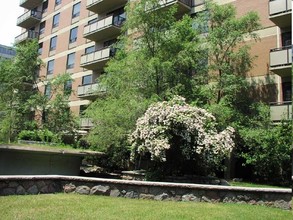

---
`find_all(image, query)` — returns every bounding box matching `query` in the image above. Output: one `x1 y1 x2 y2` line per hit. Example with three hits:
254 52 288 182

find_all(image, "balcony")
80 47 116 70
146 0 192 16
15 30 39 44
20 0 43 10
86 0 128 14
17 10 41 29
80 118 94 130
77 83 106 99
269 46 292 77
83 14 125 42
269 0 292 28
270 101 292 121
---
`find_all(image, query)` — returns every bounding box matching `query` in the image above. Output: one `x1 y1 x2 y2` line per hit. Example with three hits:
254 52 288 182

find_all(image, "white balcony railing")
80 118 94 128
269 0 292 16
15 30 39 44
17 10 41 26
270 101 292 121
77 83 106 97
270 46 292 67
80 47 116 67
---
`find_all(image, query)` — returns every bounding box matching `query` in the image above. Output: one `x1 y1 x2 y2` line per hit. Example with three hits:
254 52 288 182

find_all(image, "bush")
18 129 58 143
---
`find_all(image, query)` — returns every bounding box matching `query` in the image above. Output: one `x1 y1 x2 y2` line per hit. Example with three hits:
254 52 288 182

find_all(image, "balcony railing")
270 101 292 121
20 0 43 10
80 47 117 70
269 46 292 76
86 0 128 14
80 118 94 129
269 0 292 27
83 14 125 41
77 83 106 98
146 0 191 15
17 10 41 28
15 30 39 44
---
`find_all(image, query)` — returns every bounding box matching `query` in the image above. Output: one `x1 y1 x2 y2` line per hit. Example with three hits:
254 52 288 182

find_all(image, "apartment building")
15 0 291 130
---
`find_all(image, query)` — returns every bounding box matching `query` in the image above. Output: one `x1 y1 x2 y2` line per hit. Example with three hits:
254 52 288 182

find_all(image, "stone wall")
0 175 291 210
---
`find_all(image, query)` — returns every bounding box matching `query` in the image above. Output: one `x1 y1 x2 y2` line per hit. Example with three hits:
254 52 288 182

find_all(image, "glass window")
52 13 60 28
42 0 48 13
47 60 54 75
38 43 43 55
66 53 75 69
69 27 78 43
79 105 88 116
64 80 72 95
40 21 46 35
55 0 62 6
49 36 57 51
44 84 51 98
85 46 95 54
72 2 81 18
82 75 92 85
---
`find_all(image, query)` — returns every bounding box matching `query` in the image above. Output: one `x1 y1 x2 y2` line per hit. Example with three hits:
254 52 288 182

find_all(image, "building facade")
15 0 292 129
0 44 16 59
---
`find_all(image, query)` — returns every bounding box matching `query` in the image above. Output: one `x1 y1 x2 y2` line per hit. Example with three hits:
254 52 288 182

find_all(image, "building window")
44 84 51 98
55 0 61 6
42 0 48 14
66 53 75 69
49 36 57 51
85 46 95 54
69 27 78 43
64 80 72 95
47 60 54 75
72 2 81 18
281 31 292 47
282 81 292 102
82 75 92 85
79 105 88 116
52 13 60 28
39 21 46 35
38 43 43 55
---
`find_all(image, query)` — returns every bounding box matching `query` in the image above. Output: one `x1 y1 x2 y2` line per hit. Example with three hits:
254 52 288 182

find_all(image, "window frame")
52 13 60 28
47 60 55 75
66 52 75 69
69 27 78 43
49 36 57 51
72 2 81 18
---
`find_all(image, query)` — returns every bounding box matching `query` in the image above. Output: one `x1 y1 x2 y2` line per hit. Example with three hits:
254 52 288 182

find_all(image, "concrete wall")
0 175 291 210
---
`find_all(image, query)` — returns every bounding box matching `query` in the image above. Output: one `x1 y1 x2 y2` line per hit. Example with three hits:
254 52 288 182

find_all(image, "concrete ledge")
0 175 291 210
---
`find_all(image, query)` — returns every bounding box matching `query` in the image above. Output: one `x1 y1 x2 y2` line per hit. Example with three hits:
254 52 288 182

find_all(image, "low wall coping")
0 175 291 194
0 145 102 157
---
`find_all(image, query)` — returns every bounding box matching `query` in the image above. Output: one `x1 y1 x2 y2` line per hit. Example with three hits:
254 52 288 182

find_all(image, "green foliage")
238 122 292 185
0 40 41 143
18 129 57 143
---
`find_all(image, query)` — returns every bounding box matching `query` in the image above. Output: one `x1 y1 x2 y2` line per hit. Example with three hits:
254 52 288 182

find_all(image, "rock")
182 194 198 202
110 189 120 197
139 193 155 200
8 181 19 188
27 185 39 195
75 186 90 195
16 185 26 195
125 191 138 199
154 193 169 201
22 181 35 190
220 179 230 186
202 196 211 202
63 183 76 193
274 200 291 210
90 185 110 195
2 188 16 195
36 181 46 189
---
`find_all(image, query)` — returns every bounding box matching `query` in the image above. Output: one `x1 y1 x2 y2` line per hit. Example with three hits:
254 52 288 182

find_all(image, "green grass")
0 194 291 220
229 181 289 189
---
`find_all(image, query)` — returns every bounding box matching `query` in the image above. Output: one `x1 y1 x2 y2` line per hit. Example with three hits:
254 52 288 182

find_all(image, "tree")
129 96 235 175
26 73 78 142
0 40 42 143
85 0 203 151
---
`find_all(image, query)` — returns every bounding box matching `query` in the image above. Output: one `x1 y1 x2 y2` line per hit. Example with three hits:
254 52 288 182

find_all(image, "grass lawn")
0 194 291 220
228 181 290 189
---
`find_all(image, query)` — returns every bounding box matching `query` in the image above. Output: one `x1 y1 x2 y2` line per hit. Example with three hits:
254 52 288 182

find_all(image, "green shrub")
18 129 58 143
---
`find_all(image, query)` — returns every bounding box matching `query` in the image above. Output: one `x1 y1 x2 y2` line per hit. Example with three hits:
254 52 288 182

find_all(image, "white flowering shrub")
129 96 235 162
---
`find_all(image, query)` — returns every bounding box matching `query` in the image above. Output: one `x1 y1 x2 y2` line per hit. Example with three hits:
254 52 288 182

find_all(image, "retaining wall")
0 175 291 210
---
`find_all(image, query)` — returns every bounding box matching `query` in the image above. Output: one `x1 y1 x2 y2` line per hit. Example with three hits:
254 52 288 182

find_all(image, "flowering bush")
129 96 235 163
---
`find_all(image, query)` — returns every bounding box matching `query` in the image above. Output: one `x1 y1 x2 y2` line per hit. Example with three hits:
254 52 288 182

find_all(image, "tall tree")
85 0 203 151
0 40 42 142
